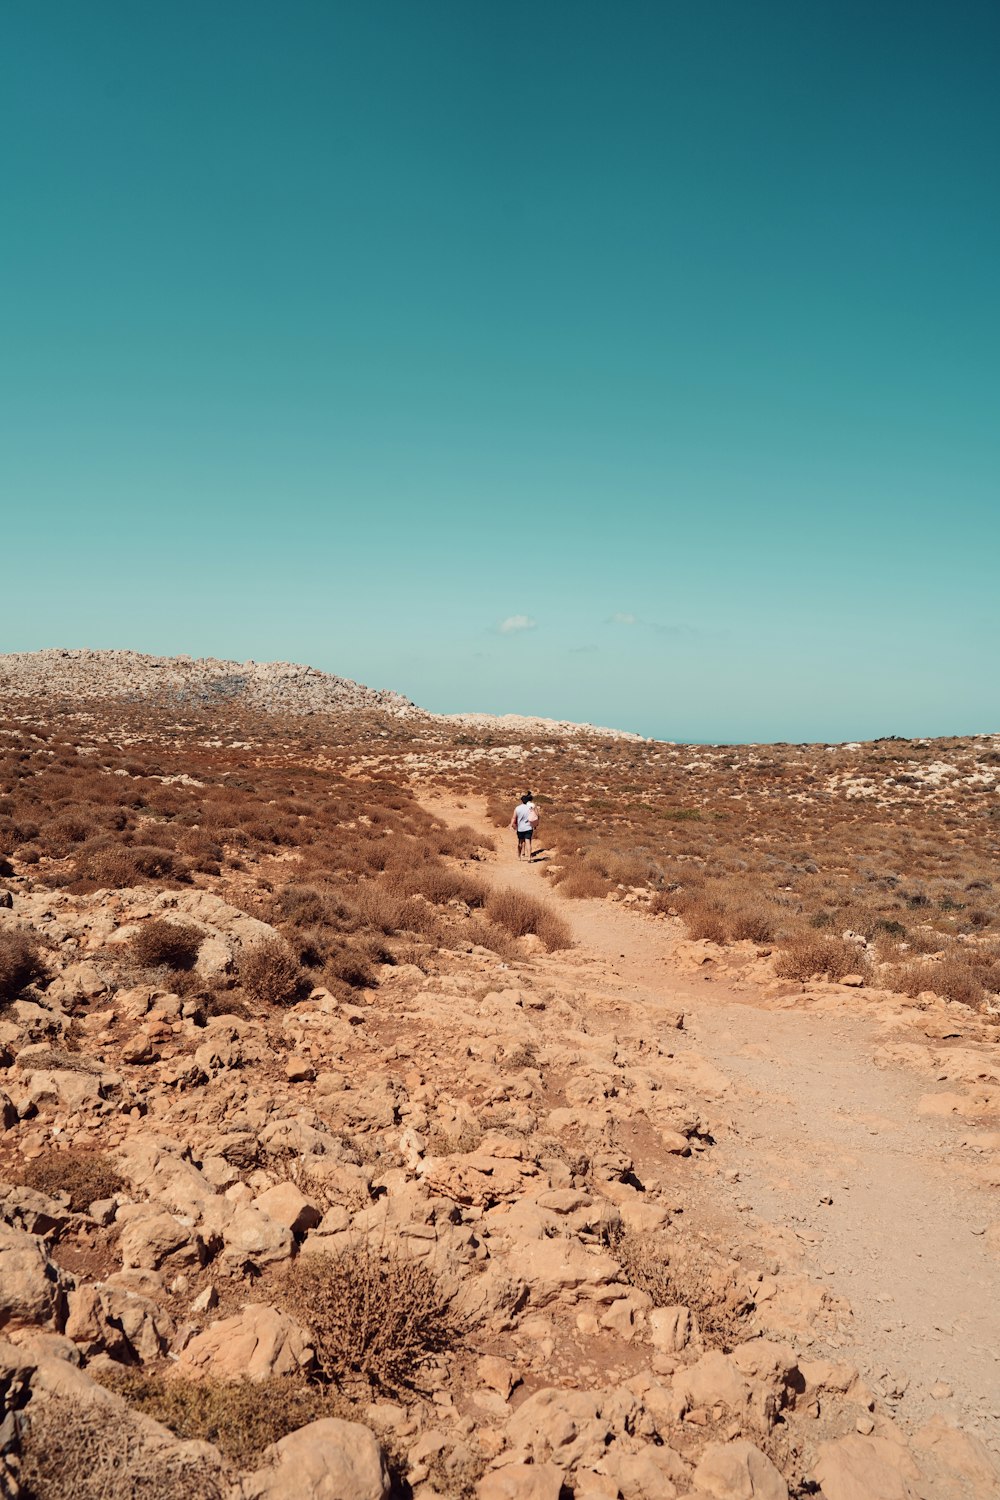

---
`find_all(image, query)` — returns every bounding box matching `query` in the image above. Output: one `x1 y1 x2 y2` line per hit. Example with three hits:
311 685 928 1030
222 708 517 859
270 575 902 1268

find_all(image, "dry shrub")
17 1149 124 1211
774 933 865 981
484 887 571 950
279 1240 465 1395
384 860 486 909
463 917 520 962
890 955 987 1009
0 927 46 1002
684 903 728 944
75 840 185 889
608 1226 752 1350
726 900 778 943
98 1370 337 1467
238 937 305 1004
321 937 380 990
433 822 494 859
131 918 203 971
19 1391 224 1500
351 882 408 934
557 863 612 899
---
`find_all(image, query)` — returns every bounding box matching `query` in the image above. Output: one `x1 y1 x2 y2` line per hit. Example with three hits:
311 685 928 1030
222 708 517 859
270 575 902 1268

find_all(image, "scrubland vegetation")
442 731 1000 1009
2 680 999 1497
0 706 567 1017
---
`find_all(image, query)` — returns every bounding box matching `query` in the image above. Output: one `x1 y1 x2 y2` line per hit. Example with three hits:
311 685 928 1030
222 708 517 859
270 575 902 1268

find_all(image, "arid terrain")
0 650 998 1500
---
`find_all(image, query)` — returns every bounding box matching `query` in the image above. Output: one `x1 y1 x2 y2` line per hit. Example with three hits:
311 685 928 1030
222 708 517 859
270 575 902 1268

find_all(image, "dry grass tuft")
17 1149 124 1212
890 955 988 1009
279 1240 465 1395
18 1392 225 1500
98 1369 338 1468
608 1226 752 1350
774 933 866 981
0 927 46 1002
484 887 572 951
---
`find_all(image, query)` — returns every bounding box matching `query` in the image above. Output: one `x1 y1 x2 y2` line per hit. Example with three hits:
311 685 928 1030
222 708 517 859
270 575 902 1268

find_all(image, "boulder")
238 1416 391 1500
118 1210 206 1272
503 1237 621 1308
65 1283 167 1362
221 1205 294 1268
254 1182 322 1236
673 1351 749 1412
478 1463 565 1500
813 1434 920 1500
175 1304 312 1382
114 1137 219 1218
912 1415 1000 1488
0 1223 68 1332
693 1439 788 1499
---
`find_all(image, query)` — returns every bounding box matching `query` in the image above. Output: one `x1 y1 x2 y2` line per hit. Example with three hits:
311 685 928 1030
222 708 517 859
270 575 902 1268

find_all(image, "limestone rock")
478 1464 564 1500
812 1433 921 1500
176 1304 312 1382
118 1210 206 1272
254 1181 323 1235
238 1416 391 1499
673 1351 749 1412
221 1204 295 1268
693 1439 788 1499
649 1306 695 1354
0 1223 68 1332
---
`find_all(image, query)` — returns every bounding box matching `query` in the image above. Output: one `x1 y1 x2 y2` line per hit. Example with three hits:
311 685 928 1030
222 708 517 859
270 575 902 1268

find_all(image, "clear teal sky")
3 2 998 743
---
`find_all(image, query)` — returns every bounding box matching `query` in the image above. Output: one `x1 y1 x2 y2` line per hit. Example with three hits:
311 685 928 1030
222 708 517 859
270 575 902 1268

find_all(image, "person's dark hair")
521 792 531 802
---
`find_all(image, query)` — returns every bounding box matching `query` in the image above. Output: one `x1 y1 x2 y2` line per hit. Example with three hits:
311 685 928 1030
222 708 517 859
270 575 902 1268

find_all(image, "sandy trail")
429 792 1000 1452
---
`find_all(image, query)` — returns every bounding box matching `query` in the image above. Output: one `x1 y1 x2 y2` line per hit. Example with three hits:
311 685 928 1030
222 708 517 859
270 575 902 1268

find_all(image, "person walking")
510 792 538 860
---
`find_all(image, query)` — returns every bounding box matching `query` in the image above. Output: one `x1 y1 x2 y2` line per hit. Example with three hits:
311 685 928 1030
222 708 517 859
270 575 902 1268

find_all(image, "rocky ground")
0 655 998 1499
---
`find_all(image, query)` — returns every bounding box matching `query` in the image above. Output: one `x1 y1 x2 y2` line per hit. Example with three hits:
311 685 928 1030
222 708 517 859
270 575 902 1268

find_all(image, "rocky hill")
0 649 640 740
0 649 417 718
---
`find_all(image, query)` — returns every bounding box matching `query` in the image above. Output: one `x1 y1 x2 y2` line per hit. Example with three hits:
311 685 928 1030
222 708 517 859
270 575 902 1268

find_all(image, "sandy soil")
430 792 1000 1455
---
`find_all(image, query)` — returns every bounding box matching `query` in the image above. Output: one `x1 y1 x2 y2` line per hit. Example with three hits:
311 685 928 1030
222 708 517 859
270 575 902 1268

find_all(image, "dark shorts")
517 829 532 843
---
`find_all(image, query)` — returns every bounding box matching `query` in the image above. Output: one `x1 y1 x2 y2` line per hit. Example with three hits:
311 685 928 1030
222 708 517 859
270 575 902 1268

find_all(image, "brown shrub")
608 1226 752 1350
322 937 380 990
774 933 865 981
17 1149 124 1211
556 862 612 899
684 903 728 944
891 955 986 1009
465 917 521 962
131 918 203 971
0 927 46 1002
19 1391 225 1500
75 840 186 889
98 1370 337 1467
238 937 305 1004
384 861 487 909
484 887 571 950
726 901 777 943
279 1240 465 1395
433 822 494 860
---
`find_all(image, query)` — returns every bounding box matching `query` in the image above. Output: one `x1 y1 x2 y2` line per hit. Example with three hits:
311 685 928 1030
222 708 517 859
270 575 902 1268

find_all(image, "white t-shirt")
515 804 534 833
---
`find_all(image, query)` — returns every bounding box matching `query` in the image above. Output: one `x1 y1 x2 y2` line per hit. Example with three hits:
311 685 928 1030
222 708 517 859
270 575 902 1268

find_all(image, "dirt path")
429 792 1000 1453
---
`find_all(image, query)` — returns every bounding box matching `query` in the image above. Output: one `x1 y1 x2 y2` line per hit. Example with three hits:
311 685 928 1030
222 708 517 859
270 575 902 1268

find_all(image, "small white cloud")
608 612 636 625
499 614 537 634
